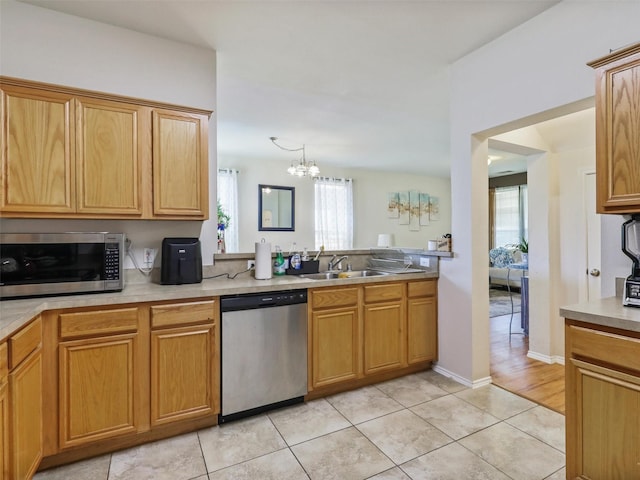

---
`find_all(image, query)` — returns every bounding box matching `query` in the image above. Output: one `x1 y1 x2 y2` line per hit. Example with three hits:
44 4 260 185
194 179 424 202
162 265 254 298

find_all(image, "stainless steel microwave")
0 232 124 299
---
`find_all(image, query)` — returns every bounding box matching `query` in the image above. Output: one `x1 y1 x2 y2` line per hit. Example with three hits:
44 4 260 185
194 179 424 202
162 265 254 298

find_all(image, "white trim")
432 364 491 389
527 350 565 365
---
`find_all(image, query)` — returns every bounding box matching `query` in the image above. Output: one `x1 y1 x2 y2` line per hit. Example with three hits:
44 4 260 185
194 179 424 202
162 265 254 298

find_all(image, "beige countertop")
560 296 640 333
0 270 436 342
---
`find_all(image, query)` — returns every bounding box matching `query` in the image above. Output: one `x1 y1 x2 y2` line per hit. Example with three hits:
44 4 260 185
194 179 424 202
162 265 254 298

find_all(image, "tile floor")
34 371 566 480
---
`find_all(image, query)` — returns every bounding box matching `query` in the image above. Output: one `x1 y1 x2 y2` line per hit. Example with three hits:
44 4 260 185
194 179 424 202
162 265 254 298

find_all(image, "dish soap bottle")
274 246 285 275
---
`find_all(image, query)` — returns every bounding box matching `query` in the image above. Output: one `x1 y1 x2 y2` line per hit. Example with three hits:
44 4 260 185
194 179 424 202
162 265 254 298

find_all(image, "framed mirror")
258 184 295 231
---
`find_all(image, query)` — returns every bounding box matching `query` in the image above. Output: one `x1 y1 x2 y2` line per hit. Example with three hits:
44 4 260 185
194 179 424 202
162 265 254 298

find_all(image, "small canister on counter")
438 234 452 252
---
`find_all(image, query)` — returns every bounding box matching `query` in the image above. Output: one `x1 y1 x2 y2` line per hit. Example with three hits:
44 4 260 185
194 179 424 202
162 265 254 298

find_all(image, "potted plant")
217 201 230 253
519 237 528 264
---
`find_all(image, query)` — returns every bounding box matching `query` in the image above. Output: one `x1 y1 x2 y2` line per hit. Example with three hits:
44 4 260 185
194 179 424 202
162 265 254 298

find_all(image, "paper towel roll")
254 240 272 280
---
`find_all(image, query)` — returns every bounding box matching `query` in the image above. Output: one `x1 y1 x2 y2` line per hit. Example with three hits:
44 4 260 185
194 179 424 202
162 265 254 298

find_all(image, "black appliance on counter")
622 214 640 307
161 238 202 285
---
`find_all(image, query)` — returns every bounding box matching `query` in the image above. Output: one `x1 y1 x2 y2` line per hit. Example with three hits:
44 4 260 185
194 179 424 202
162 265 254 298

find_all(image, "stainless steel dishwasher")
219 289 307 423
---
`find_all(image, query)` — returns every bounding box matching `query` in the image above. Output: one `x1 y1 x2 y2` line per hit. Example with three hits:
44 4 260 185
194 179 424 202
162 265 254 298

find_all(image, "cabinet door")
0 381 7 480
59 333 141 449
9 349 43 480
310 307 361 388
0 341 9 480
152 109 208 218
76 97 148 215
363 301 405 375
567 358 640 479
407 296 437 364
591 44 640 213
1 85 75 213
151 323 216 426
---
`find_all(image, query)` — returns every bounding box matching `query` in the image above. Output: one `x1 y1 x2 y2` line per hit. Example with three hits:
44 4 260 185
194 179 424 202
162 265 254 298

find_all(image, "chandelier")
270 137 320 177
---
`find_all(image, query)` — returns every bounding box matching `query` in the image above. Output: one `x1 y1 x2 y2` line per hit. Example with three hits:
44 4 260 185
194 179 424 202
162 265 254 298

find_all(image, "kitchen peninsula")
1 262 439 477
561 297 640 479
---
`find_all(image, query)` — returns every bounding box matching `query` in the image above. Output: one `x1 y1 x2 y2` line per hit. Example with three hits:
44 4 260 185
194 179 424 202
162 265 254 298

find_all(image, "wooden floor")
490 312 566 414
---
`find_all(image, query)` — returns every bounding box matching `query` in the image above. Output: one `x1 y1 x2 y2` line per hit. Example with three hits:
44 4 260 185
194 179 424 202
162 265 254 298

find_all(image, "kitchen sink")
300 270 389 280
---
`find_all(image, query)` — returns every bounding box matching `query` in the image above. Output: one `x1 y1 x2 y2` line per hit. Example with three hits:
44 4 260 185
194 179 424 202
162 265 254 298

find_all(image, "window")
491 185 527 248
217 169 239 253
314 177 353 250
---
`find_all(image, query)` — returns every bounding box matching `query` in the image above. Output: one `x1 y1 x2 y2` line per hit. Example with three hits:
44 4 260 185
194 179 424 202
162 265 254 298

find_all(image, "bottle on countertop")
274 245 285 275
302 247 309 261
290 251 302 270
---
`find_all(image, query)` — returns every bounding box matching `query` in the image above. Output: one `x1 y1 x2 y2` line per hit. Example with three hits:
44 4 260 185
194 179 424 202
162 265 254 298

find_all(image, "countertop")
560 296 640 333
0 270 436 342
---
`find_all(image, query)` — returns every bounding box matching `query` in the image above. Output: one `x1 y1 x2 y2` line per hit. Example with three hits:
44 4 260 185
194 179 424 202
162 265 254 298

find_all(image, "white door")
583 172 601 301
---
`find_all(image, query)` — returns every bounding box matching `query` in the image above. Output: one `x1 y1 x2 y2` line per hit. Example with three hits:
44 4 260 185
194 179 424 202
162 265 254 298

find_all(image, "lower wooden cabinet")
565 321 640 479
0 380 8 480
363 283 406 375
59 333 141 448
8 318 43 480
150 300 218 426
309 278 438 395
57 307 142 449
38 298 220 468
407 280 438 364
309 287 362 389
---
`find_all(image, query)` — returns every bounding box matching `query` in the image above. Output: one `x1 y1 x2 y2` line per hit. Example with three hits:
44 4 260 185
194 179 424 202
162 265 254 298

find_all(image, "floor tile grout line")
265 410 312 478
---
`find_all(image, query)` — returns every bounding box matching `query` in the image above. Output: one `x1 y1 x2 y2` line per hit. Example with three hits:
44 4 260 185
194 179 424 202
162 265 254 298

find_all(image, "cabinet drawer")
0 342 7 382
311 287 359 309
59 307 139 339
364 283 404 303
567 324 640 372
9 316 42 369
151 300 216 328
408 280 436 298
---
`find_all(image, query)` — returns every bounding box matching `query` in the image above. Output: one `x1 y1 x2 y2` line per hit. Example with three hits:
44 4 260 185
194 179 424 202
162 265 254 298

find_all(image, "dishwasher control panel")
220 289 307 312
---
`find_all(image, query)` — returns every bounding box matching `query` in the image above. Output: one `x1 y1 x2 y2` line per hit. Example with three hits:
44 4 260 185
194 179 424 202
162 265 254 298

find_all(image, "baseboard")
432 364 491 389
527 350 565 365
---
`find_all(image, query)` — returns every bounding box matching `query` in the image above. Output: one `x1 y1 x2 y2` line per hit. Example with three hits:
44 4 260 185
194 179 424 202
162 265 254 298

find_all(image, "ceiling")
22 0 565 177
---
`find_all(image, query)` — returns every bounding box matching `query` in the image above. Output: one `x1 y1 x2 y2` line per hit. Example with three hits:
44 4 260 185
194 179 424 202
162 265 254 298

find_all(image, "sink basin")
300 270 389 280
300 271 340 280
342 269 389 278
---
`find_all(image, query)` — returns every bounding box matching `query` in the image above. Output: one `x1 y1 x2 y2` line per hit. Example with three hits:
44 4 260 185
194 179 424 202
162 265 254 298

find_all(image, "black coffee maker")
622 214 640 307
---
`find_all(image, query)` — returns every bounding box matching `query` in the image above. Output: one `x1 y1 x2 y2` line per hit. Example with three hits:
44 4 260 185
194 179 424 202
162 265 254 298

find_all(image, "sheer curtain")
314 177 353 249
492 185 528 247
217 169 239 253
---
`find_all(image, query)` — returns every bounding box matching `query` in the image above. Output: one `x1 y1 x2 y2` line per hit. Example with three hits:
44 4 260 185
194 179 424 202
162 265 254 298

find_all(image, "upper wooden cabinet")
588 42 640 214
76 97 147 216
152 110 209 218
0 77 211 220
1 85 75 213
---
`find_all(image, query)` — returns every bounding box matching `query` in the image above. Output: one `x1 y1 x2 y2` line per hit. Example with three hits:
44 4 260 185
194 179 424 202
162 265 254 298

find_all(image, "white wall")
0 0 218 267
443 0 640 384
219 157 451 253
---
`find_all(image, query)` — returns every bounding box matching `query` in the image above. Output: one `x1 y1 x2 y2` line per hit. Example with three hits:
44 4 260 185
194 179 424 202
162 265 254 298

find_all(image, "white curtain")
494 185 527 247
217 169 239 253
314 177 353 250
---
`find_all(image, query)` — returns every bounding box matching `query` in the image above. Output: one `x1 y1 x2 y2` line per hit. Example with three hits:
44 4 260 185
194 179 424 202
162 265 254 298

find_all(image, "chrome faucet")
328 255 349 271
